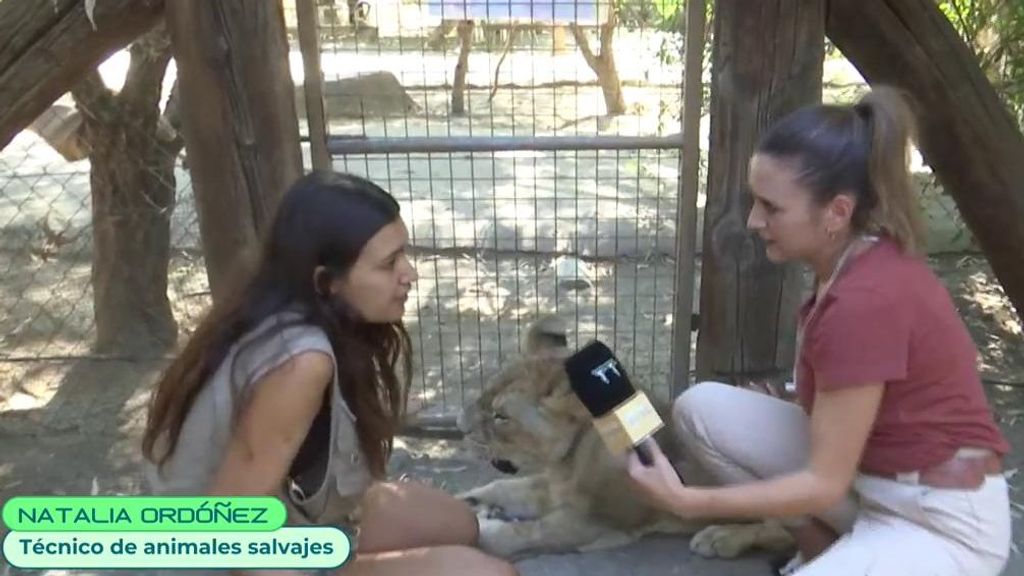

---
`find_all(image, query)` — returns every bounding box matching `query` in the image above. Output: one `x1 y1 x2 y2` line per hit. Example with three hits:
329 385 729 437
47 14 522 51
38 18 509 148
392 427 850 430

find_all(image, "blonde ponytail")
857 87 927 255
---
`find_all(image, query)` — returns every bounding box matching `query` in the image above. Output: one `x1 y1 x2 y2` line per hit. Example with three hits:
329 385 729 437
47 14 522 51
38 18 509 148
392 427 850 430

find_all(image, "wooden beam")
827 0 1024 321
0 0 164 150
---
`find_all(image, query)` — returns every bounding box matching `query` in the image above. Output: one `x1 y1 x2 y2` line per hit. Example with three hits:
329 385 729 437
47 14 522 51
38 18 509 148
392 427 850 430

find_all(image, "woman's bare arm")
629 382 884 520
206 351 334 576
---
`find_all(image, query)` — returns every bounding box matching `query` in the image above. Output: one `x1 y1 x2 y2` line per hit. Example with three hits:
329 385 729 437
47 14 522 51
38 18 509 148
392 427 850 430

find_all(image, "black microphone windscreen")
564 340 636 417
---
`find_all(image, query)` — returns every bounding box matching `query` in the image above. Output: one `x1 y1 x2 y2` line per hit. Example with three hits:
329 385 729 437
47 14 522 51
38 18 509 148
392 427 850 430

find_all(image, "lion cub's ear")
525 315 568 356
540 385 590 421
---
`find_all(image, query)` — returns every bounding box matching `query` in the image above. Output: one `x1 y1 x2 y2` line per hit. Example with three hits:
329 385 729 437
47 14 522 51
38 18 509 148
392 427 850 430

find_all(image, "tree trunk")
571 7 626 116
452 21 475 115
72 30 181 354
826 0 1024 322
166 0 304 301
695 0 825 384
0 0 163 150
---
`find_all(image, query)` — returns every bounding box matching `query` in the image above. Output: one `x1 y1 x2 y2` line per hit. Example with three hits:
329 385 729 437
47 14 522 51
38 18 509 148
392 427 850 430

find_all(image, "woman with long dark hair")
143 172 516 576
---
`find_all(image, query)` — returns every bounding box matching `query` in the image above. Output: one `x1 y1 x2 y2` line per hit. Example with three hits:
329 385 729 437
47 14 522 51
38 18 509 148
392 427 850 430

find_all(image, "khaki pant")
673 382 1011 576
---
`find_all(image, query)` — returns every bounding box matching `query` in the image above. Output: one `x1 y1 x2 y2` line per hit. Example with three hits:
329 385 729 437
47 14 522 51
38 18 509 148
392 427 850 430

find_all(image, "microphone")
564 340 664 466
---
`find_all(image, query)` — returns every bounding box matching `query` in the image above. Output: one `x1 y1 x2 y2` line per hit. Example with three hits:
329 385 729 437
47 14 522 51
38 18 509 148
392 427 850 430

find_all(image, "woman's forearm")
677 470 845 521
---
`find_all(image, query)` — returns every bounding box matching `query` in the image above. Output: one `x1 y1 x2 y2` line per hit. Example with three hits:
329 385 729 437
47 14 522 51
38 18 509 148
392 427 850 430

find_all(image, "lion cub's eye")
492 412 510 424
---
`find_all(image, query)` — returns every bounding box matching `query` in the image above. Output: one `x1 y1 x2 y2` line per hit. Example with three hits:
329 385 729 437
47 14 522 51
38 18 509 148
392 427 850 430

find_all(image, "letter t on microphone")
564 340 664 465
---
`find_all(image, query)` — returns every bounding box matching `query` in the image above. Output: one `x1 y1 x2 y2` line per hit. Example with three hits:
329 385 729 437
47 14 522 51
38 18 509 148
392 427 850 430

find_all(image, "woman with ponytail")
627 88 1011 575
143 172 516 576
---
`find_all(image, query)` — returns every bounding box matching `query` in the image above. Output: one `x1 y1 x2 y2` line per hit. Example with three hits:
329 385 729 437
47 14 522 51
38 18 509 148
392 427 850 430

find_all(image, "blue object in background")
424 0 599 23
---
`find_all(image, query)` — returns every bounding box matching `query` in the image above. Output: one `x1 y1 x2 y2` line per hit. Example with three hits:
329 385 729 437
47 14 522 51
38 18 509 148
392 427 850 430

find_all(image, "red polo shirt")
796 238 1009 475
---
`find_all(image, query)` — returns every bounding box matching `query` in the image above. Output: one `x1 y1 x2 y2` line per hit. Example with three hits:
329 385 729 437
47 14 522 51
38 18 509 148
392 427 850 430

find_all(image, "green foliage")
937 0 1024 128
652 0 683 23
614 0 684 29
615 0 712 34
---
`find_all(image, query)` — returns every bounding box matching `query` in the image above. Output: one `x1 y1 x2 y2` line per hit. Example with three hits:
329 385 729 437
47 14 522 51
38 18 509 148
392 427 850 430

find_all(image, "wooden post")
695 1 824 384
669 0 706 394
296 0 331 172
166 0 304 301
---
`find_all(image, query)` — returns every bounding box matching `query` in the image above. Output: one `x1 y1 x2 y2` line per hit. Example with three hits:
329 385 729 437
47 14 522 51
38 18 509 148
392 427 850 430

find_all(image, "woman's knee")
401 481 479 545
418 481 480 546
360 480 480 549
672 381 733 435
449 497 480 546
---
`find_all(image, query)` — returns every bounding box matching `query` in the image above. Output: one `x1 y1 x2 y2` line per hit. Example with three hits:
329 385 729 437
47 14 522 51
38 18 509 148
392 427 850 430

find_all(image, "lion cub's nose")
491 459 519 474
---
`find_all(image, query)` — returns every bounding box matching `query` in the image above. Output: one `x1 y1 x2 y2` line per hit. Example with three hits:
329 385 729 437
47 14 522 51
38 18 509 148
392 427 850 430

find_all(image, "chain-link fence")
288 0 701 415
0 26 208 413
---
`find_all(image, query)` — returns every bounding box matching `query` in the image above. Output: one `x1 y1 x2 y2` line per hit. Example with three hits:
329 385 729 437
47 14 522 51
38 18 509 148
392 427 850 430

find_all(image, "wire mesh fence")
333 147 683 412
0 148 206 409
0 26 208 414
301 0 694 412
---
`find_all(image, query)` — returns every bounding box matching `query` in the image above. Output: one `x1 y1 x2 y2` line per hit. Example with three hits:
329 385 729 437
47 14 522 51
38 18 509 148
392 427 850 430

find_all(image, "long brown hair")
142 172 411 478
757 86 926 255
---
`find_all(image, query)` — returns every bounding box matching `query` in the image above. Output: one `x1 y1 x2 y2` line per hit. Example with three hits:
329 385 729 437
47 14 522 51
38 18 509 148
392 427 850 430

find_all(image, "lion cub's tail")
525 314 569 355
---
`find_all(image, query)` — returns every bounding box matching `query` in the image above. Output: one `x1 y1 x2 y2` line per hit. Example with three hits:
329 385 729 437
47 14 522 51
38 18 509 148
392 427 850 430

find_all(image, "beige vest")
145 312 373 532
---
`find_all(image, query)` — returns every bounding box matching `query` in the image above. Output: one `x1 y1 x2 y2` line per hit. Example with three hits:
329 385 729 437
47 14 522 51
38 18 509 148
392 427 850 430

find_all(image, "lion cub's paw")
471 502 517 521
689 521 794 559
458 489 539 521
476 516 529 558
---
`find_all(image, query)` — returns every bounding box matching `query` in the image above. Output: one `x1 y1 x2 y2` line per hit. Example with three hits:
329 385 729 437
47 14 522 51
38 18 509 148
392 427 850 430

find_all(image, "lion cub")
457 316 794 559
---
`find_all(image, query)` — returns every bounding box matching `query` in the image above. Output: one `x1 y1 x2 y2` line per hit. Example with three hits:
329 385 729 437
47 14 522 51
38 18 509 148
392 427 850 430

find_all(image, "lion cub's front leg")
458 475 549 520
477 508 625 559
689 520 795 559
